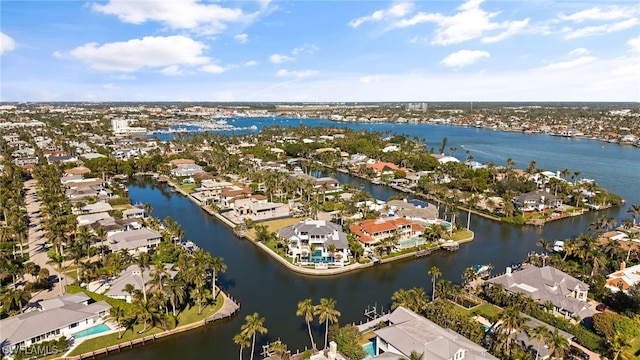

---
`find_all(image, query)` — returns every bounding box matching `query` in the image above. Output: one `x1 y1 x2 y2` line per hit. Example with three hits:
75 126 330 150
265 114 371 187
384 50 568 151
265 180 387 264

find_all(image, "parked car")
595 303 607 312
569 347 590 360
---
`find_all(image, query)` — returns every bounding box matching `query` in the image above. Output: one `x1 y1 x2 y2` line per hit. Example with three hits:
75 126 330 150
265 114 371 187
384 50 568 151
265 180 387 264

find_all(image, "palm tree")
498 306 525 356
407 350 424 360
428 266 441 301
627 204 640 226
108 306 127 339
136 252 151 302
526 325 551 360
314 298 341 350
166 278 186 316
233 331 251 360
546 329 569 359
241 312 268 360
296 298 317 350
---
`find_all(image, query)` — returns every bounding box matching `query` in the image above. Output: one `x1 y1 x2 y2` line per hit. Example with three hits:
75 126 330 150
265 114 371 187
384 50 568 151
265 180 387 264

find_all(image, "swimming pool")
399 238 426 248
362 341 375 360
72 323 112 339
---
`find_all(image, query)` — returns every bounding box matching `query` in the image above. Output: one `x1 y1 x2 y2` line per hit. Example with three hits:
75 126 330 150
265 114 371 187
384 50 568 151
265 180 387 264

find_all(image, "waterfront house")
171 163 204 177
432 154 460 164
79 202 113 214
292 173 341 194
387 199 438 223
349 217 424 248
488 264 594 320
104 264 179 303
217 186 253 208
514 191 562 212
277 219 350 265
105 228 162 255
605 262 640 293
366 162 408 175
122 206 146 219
232 197 290 222
370 306 498 359
0 293 110 354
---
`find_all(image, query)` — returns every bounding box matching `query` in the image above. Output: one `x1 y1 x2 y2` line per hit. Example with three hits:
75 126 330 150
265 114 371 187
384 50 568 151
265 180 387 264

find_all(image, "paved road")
24 179 65 302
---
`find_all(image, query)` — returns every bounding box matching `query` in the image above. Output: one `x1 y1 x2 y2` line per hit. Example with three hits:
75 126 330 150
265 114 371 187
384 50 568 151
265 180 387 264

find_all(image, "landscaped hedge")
66 285 135 312
529 308 606 352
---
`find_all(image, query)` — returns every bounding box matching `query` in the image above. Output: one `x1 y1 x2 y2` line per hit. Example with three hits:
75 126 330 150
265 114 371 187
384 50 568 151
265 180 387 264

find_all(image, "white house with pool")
277 219 350 266
0 293 111 356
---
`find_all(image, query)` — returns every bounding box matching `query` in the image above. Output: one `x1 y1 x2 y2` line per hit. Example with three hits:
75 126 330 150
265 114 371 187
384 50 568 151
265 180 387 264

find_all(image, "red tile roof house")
349 217 424 250
366 162 409 175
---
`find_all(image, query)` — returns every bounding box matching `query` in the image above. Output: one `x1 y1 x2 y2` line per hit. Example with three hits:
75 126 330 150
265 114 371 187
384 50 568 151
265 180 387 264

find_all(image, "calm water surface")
111 118 639 360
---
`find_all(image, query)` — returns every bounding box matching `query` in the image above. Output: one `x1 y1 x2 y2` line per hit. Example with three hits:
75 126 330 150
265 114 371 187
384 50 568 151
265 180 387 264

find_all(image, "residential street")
24 178 65 302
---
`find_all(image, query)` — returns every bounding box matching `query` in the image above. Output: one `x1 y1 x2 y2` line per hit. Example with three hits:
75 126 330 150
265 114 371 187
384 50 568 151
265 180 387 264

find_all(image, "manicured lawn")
623 337 640 360
246 217 300 239
178 183 197 194
261 217 302 233
68 296 224 356
452 230 473 241
472 303 502 320
68 322 163 356
359 330 377 345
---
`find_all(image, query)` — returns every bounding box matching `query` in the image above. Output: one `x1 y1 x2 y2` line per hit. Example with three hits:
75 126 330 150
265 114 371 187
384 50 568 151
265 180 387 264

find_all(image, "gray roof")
1 295 110 346
374 307 498 360
105 264 179 298
107 228 162 252
387 200 438 221
489 265 594 319
277 219 348 249
515 190 558 203
39 293 90 311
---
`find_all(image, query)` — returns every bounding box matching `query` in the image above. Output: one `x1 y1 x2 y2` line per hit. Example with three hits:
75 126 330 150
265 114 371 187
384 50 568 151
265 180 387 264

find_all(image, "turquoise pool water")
72 323 111 339
399 238 425 247
362 341 375 360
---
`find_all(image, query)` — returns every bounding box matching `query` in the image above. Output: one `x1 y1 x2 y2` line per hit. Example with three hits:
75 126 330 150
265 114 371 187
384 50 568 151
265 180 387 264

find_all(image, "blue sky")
1 0 639 102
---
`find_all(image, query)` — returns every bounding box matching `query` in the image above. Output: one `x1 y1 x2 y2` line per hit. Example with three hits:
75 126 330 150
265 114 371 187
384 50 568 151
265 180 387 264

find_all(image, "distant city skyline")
1 0 639 102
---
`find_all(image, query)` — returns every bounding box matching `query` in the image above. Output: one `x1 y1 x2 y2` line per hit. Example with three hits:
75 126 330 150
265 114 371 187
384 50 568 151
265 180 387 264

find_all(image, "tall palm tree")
136 252 151 302
546 329 569 359
314 298 341 350
526 325 551 360
627 204 640 226
233 331 251 360
108 305 127 339
241 312 268 360
498 306 525 356
296 298 316 350
428 266 441 301
166 278 186 316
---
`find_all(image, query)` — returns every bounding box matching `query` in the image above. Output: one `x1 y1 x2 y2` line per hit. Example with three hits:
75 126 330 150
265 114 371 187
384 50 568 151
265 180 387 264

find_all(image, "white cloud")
569 48 591 57
276 69 318 78
481 19 529 43
200 64 227 74
542 56 596 70
559 6 634 23
564 18 639 39
92 0 259 34
391 0 529 45
628 36 640 53
235 33 249 44
111 74 136 80
102 83 119 90
269 53 294 64
1 32 16 55
292 44 319 55
359 76 380 83
349 2 414 28
245 60 258 66
161 65 186 76
66 35 210 72
440 50 490 67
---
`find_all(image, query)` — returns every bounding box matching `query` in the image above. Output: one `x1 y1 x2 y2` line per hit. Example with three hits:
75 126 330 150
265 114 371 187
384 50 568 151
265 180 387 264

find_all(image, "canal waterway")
109 117 639 360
